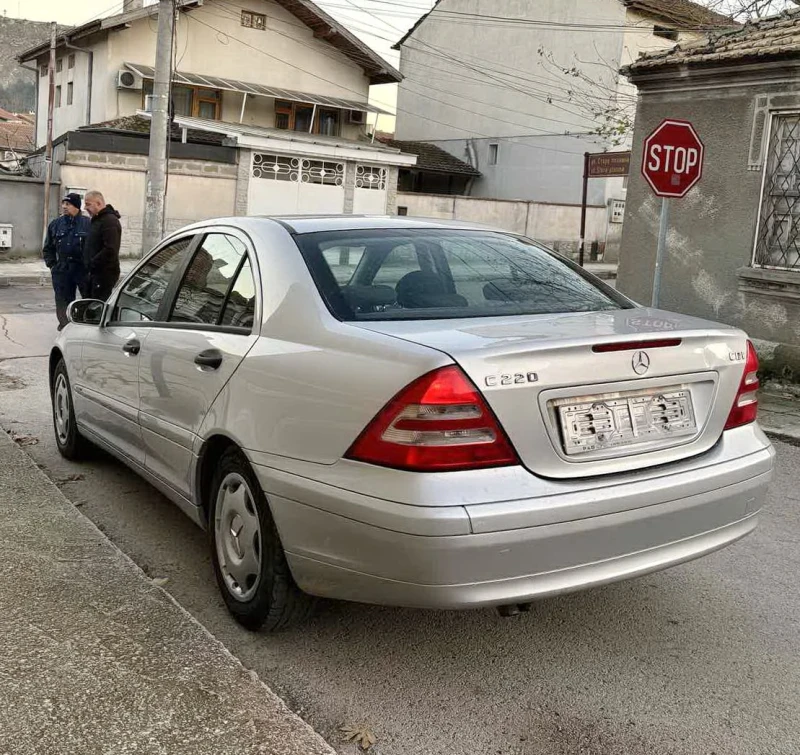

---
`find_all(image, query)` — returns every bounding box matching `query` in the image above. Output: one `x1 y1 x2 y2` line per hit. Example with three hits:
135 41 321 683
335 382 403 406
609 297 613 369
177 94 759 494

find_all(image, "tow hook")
497 603 532 617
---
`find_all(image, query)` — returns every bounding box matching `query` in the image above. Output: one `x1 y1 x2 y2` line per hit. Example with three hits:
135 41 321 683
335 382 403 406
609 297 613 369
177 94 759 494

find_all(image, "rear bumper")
252 428 774 609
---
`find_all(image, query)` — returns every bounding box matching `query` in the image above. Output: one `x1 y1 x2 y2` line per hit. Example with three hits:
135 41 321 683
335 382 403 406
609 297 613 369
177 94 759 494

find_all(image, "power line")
186 8 604 158
319 0 736 33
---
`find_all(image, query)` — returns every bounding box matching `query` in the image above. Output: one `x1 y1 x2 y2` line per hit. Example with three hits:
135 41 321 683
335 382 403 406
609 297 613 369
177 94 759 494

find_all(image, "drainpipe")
64 39 93 128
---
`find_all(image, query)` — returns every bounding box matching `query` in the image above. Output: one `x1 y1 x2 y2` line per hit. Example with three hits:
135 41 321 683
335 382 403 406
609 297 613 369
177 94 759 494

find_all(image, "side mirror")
67 299 106 326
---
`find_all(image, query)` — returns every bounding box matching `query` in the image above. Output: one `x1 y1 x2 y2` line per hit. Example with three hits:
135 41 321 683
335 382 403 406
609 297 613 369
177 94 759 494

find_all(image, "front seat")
395 271 468 309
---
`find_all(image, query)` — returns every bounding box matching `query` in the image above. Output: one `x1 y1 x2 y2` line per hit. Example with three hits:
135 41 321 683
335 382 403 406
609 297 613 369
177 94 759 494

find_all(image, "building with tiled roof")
625 6 800 73
378 136 480 195
393 0 736 210
618 7 800 357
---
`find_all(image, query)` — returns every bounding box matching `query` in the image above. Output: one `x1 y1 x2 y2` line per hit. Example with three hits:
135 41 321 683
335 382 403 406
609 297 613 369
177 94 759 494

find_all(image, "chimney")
122 0 144 12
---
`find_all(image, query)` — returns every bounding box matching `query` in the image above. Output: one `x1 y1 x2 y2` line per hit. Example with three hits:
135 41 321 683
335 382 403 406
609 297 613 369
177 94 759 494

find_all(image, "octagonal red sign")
642 119 704 198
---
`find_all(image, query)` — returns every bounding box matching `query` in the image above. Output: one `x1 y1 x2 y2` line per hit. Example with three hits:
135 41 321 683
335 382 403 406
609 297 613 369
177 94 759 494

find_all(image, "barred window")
754 113 800 269
251 154 343 186
303 160 344 186
241 10 266 29
252 153 299 182
355 165 387 190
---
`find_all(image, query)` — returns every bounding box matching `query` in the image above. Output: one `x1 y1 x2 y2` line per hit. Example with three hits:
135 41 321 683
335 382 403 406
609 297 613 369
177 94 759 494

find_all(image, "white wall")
397 192 616 260
395 0 624 143
35 50 93 148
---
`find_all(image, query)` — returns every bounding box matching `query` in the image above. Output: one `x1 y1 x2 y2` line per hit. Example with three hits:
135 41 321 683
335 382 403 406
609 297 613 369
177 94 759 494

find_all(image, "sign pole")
579 152 589 267
652 196 670 307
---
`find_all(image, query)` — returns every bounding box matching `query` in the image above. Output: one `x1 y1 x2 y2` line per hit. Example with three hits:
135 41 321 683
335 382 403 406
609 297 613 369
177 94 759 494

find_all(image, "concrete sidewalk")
0 259 139 286
0 428 335 755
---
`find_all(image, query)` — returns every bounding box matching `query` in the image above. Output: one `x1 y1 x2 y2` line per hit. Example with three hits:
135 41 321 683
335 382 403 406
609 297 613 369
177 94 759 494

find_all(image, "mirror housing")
66 299 106 326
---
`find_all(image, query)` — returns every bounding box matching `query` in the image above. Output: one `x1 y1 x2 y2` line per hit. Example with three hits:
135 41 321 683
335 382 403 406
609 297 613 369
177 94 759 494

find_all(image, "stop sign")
642 119 704 198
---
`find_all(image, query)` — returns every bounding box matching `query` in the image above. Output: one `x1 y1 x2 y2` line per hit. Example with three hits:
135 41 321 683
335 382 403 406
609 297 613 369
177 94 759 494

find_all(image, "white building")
18 0 416 253
394 0 733 207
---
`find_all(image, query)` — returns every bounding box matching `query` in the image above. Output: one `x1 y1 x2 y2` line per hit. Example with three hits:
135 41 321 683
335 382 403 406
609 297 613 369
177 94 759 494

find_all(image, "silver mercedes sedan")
51 216 775 631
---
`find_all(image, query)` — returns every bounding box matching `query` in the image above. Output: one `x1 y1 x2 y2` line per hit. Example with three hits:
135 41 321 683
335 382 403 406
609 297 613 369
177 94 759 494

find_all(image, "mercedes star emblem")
632 351 650 375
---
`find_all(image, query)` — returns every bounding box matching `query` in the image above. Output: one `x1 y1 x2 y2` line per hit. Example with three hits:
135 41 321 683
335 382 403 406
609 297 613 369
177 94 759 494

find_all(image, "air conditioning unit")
117 69 143 91
348 110 367 125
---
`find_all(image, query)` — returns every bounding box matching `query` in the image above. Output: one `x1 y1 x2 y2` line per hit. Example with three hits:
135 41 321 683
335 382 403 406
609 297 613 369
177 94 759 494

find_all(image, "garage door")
353 165 388 214
249 153 345 215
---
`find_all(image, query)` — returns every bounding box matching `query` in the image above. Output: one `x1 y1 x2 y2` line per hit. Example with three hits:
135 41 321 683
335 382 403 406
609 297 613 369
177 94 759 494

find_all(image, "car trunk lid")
354 308 749 479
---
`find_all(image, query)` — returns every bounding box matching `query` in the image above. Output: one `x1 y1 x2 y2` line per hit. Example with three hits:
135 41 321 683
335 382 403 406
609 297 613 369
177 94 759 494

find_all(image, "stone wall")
60 149 237 257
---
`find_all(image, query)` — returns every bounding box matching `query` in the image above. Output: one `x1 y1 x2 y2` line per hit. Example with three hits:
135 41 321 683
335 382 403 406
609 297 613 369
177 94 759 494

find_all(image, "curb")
0 426 336 754
0 275 49 286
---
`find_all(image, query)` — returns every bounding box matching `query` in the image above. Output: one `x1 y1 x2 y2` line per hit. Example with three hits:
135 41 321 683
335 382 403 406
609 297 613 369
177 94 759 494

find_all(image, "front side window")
296 229 630 321
754 113 800 269
170 234 250 326
113 237 194 322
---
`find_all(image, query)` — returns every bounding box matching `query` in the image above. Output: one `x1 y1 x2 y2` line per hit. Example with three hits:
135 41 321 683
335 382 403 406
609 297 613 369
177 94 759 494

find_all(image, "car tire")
209 447 315 632
52 359 89 460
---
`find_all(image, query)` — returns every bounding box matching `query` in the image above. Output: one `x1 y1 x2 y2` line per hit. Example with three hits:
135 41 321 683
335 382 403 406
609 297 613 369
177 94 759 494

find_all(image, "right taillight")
724 340 760 430
346 365 519 472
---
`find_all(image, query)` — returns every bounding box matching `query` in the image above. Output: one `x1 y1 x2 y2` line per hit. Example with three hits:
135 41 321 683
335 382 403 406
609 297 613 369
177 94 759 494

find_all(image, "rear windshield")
295 229 631 321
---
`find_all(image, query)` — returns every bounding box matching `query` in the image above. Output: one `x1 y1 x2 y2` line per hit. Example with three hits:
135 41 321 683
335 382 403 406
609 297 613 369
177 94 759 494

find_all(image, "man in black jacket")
83 190 122 300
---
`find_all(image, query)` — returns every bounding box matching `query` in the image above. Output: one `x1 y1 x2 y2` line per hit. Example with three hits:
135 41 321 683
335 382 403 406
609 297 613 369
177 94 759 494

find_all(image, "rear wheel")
209 447 315 631
52 359 89 460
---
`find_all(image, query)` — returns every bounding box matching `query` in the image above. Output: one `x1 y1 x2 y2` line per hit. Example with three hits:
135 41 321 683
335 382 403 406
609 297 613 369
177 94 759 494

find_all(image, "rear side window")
295 229 630 321
219 258 256 329
170 234 248 326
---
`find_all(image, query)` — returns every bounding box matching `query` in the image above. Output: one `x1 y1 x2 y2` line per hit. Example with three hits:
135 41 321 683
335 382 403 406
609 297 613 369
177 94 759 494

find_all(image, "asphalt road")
1 283 798 755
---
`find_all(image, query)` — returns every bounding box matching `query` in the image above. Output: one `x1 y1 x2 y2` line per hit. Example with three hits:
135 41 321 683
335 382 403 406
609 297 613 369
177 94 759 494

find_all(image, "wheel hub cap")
214 473 262 602
54 374 70 444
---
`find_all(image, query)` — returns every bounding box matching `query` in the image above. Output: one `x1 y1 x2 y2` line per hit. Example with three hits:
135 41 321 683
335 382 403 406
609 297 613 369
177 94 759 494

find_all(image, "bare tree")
705 0 797 21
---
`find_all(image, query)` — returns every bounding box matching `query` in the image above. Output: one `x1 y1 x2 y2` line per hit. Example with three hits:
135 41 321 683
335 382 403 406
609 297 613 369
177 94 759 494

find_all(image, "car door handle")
194 349 223 370
122 338 141 355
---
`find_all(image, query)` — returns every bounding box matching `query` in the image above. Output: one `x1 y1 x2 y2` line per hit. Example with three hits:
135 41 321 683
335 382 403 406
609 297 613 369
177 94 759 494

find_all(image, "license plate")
556 387 697 456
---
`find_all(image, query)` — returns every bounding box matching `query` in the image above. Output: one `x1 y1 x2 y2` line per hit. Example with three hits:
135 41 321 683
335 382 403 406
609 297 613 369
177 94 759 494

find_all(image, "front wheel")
52 359 89 460
209 447 315 631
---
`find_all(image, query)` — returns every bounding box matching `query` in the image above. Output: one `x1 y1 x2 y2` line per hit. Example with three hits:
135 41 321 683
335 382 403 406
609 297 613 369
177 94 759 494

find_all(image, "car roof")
172 215 512 237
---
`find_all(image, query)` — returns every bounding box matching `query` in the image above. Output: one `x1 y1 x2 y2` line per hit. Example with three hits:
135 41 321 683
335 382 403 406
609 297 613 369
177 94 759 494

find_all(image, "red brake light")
592 338 682 353
346 365 519 472
724 341 760 430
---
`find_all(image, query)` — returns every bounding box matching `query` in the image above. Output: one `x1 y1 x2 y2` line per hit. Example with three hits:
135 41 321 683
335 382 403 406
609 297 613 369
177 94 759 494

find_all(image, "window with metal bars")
754 113 800 269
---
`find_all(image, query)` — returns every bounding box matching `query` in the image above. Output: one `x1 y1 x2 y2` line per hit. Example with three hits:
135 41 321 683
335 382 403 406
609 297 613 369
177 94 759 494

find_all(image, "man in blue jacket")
43 193 91 330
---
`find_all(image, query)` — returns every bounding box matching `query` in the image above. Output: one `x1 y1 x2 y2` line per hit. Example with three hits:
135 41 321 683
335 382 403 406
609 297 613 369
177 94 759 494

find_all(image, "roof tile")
79 115 226 146
626 7 800 72
378 137 480 176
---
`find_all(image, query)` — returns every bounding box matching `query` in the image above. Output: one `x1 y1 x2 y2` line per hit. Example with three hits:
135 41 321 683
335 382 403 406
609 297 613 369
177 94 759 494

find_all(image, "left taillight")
724 340 760 431
345 365 519 472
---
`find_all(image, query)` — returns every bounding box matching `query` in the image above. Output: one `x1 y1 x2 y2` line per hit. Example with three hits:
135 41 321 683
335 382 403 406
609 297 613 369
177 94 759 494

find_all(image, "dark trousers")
86 270 120 302
51 264 88 329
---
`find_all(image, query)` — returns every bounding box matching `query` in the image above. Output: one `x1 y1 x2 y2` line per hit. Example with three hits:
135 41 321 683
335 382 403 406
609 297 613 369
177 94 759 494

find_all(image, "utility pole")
142 0 174 256
41 21 57 244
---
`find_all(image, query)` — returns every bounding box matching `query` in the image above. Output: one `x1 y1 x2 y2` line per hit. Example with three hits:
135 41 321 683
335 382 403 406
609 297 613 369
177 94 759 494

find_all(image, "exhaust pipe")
497 603 532 617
